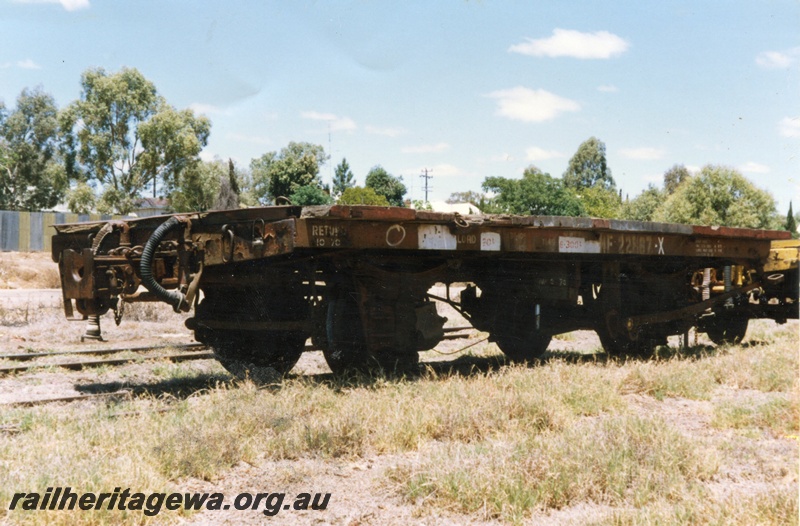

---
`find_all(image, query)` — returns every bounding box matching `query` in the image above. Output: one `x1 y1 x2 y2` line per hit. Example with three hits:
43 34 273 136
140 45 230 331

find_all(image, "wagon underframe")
51 205 797 377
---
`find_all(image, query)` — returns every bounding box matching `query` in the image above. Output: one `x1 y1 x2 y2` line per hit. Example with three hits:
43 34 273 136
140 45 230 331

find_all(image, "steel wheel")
704 312 749 345
323 294 419 375
493 331 552 363
208 330 306 383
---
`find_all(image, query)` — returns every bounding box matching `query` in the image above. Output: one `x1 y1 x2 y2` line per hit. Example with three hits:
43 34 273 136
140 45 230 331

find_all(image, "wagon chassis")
52 205 797 378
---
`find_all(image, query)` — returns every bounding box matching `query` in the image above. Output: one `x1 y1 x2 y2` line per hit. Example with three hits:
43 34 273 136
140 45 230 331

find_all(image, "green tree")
138 106 211 198
250 142 328 204
169 160 223 212
338 186 390 206
332 157 355 198
663 164 690 194
578 185 622 218
446 190 485 204
0 87 69 210
482 165 584 216
621 185 664 222
212 158 241 210
653 165 778 229
563 137 614 191
62 67 210 214
786 201 797 236
66 181 97 214
412 199 433 210
365 165 407 206
290 184 334 205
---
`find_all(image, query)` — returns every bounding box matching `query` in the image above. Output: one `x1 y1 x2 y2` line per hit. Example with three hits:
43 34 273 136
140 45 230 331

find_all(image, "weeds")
712 392 799 437
392 414 719 523
0 319 796 525
602 489 798 526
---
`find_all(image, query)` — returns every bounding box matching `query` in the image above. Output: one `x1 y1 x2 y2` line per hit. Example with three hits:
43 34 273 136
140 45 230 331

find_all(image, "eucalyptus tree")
62 67 210 214
563 136 615 191
250 142 328 204
0 87 68 210
482 165 584 216
653 165 778 229
365 165 406 206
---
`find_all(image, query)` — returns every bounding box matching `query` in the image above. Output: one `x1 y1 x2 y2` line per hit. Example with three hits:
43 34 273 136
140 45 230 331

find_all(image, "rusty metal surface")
52 205 790 311
49 204 799 366
53 205 790 260
192 218 296 266
294 214 783 260
763 239 800 272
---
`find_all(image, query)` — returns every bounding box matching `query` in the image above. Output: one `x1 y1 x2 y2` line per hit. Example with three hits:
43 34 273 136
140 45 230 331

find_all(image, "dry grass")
0 252 60 289
600 489 798 526
392 414 719 523
0 316 796 524
620 321 798 400
712 390 799 437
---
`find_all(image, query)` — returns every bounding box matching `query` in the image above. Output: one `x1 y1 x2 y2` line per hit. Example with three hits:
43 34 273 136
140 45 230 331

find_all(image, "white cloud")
13 0 89 11
301 111 357 132
509 29 629 59
402 142 450 154
756 47 800 69
17 59 41 70
429 163 462 177
486 87 580 122
402 163 466 179
619 147 665 160
738 161 771 174
597 85 618 93
525 146 563 161
59 0 88 9
1 59 42 70
779 116 800 138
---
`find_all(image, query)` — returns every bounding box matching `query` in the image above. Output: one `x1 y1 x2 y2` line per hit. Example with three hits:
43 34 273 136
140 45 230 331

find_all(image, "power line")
420 168 433 202
328 123 333 190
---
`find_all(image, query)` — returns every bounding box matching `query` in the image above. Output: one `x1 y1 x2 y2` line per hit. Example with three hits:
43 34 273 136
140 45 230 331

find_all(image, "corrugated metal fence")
0 210 118 252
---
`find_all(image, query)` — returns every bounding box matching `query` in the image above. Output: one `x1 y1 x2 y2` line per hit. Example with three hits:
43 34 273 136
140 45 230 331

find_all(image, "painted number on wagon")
311 225 343 247
480 232 501 251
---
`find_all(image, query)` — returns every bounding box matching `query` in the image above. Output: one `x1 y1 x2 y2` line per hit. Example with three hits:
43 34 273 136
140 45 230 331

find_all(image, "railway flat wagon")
51 205 798 378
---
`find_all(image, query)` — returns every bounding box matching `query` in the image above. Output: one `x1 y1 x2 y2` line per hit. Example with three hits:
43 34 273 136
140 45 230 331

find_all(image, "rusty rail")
0 351 215 375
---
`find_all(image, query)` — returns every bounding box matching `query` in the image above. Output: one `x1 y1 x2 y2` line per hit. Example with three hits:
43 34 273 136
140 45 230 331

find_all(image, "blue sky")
1 0 798 213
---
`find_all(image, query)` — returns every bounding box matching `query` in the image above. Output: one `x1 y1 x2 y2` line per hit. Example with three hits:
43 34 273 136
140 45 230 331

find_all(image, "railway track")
0 350 217 375
0 343 214 375
0 327 478 407
0 326 475 375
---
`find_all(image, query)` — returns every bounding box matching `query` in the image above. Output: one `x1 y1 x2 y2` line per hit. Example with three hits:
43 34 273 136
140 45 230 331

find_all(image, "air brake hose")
140 216 187 312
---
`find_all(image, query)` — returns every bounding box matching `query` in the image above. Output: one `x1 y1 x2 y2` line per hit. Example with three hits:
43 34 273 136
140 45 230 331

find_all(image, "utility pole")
420 168 433 203
328 123 333 191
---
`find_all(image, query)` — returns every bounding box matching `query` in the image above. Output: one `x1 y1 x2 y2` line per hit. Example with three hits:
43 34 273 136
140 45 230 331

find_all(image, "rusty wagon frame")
52 205 798 377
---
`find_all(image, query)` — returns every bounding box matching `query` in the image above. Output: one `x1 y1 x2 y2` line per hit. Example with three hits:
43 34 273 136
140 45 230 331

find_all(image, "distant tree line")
0 67 408 215
0 69 795 234
448 137 794 234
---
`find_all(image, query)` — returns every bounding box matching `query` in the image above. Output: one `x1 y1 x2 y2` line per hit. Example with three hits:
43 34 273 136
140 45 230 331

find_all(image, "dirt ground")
0 251 61 289
1 252 797 525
